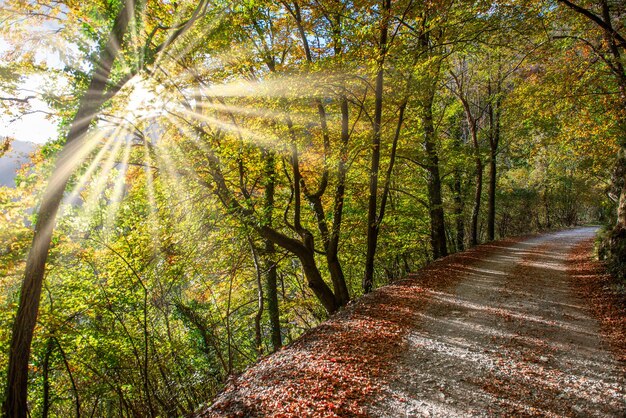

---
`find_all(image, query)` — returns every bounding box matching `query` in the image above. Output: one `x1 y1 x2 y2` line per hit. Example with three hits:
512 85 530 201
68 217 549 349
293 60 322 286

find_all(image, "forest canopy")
0 0 624 416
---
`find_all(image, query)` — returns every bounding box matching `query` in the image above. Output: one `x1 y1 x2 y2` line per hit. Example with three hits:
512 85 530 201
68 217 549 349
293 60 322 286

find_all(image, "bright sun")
125 77 161 120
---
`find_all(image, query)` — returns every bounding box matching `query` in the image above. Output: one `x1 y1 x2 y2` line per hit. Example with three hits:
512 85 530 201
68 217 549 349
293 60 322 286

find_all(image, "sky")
0 35 63 144
1 95 58 144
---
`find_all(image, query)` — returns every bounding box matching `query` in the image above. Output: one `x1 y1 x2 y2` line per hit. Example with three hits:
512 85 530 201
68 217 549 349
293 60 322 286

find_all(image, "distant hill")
0 140 37 187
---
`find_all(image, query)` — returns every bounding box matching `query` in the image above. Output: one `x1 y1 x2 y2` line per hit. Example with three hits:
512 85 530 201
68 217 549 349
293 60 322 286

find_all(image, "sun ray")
64 128 120 206
140 131 162 254
172 106 282 151
149 1 220 71
195 74 340 100
155 139 196 226
80 129 127 223
103 136 132 235
40 134 113 238
195 100 288 121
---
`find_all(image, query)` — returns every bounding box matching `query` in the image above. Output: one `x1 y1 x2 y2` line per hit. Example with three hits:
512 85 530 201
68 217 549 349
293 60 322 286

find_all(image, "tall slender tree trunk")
54 338 80 417
264 251 281 351
422 88 447 259
3 3 134 416
364 0 391 293
487 79 501 241
610 148 626 267
487 150 496 241
469 117 483 247
471 155 483 246
251 241 265 356
462 107 482 246
617 149 626 228
327 17 350 306
451 71 482 247
453 168 465 251
261 150 282 351
327 96 352 305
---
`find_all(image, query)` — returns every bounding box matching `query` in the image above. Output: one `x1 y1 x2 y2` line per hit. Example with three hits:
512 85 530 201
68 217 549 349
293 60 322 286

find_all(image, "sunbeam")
173 106 281 151
64 129 120 206
103 135 131 234
80 128 127 222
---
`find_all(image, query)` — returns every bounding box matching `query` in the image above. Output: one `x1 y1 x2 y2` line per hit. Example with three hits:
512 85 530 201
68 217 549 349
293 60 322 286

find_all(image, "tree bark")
453 167 465 251
286 120 341 313
450 67 482 247
487 149 497 241
471 155 483 246
364 0 391 293
264 253 281 351
261 150 282 351
326 96 351 305
422 88 448 259
466 109 482 246
487 79 501 242
250 240 265 356
617 150 626 228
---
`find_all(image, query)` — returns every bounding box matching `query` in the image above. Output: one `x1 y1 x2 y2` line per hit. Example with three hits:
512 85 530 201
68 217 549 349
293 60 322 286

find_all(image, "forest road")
371 227 625 417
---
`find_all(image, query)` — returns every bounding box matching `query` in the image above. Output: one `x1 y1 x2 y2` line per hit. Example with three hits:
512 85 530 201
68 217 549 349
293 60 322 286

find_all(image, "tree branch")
557 0 626 50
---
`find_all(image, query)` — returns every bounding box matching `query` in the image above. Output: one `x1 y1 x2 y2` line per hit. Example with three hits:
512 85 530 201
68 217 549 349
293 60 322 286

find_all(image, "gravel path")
371 227 625 417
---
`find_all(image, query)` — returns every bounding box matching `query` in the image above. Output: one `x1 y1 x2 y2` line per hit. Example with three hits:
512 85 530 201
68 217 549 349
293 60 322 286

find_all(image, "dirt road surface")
371 227 624 417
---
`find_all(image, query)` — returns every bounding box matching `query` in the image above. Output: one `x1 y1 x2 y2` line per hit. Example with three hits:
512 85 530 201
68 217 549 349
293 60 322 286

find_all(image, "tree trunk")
286 123 341 314
609 148 626 272
617 151 626 229
453 168 465 252
306 195 349 306
250 240 265 356
251 235 282 355
487 79 501 241
300 250 339 313
261 151 282 351
364 0 391 293
3 3 134 416
422 90 447 259
327 95 351 305
54 337 80 417
264 252 281 351
471 156 483 246
487 149 497 241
